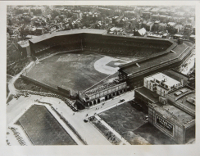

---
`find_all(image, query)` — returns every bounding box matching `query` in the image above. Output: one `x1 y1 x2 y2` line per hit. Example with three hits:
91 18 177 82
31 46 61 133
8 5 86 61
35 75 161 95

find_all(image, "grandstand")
27 29 194 107
29 29 171 57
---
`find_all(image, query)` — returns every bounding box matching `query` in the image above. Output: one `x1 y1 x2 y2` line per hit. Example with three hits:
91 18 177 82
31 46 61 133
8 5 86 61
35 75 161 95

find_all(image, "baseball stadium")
24 29 194 108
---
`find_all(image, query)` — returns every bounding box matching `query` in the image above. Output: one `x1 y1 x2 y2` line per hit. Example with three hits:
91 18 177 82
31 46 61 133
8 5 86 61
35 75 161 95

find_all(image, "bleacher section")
29 29 172 58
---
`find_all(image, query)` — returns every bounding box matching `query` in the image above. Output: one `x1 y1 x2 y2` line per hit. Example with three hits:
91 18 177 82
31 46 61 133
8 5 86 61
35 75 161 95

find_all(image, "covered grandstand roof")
30 28 173 44
29 29 107 44
120 41 194 78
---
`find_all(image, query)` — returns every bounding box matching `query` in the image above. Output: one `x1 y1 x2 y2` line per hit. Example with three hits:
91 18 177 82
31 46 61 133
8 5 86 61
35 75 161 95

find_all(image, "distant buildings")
17 40 31 57
134 27 146 36
108 27 124 35
7 5 195 43
124 11 136 18
142 11 151 20
166 22 178 34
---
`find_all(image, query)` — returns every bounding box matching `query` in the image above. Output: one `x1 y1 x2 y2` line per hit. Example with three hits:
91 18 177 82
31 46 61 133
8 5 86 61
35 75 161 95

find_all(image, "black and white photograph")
2 1 199 156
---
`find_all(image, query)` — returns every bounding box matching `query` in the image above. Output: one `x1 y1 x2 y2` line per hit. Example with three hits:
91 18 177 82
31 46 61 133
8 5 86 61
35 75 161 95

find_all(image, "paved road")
7 61 34 102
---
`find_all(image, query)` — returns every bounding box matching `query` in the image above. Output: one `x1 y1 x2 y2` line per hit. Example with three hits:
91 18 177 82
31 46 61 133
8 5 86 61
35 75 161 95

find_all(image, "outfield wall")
21 75 72 98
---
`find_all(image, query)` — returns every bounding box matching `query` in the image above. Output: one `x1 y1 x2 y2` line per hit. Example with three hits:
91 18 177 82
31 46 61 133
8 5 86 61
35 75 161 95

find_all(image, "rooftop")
110 27 123 32
29 29 107 44
146 72 180 88
162 69 189 85
135 87 159 103
168 22 176 27
17 40 29 48
167 86 195 112
150 102 194 125
137 28 146 36
147 34 162 38
121 41 194 77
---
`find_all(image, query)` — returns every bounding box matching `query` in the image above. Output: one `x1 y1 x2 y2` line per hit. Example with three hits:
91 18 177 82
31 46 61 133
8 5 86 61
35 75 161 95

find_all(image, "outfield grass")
26 52 109 92
17 105 77 145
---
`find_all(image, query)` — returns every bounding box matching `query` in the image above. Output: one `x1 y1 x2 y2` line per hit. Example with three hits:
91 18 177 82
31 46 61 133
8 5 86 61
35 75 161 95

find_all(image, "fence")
51 106 87 145
19 87 77 112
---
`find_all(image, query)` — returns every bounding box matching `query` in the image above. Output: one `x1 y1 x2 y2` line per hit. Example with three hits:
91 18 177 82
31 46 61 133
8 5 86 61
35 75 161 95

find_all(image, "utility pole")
81 39 83 51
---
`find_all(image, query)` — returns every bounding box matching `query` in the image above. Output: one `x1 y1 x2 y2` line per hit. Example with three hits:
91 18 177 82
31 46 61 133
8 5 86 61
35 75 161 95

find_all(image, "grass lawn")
16 105 77 145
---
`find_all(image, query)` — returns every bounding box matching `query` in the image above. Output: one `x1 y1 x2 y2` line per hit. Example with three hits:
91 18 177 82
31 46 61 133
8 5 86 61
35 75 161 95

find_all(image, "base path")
94 56 119 75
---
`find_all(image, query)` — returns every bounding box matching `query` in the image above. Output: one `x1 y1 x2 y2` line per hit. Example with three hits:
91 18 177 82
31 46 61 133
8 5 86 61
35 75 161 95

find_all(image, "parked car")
83 119 88 123
119 99 125 103
144 115 149 121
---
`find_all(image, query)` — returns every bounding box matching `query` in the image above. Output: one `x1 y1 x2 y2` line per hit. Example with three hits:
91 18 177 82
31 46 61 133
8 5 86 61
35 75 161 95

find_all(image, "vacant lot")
99 102 176 145
99 102 148 145
133 123 176 145
16 105 77 145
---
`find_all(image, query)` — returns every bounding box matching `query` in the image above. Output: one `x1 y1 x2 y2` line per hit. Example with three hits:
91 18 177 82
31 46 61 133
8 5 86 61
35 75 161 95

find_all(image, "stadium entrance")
80 82 128 107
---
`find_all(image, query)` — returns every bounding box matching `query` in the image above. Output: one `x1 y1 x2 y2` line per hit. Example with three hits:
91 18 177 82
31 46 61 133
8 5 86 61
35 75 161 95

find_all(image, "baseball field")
26 51 134 92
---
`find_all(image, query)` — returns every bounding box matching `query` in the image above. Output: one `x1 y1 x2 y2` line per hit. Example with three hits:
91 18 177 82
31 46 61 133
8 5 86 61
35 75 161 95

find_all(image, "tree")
8 18 12 26
51 10 59 19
